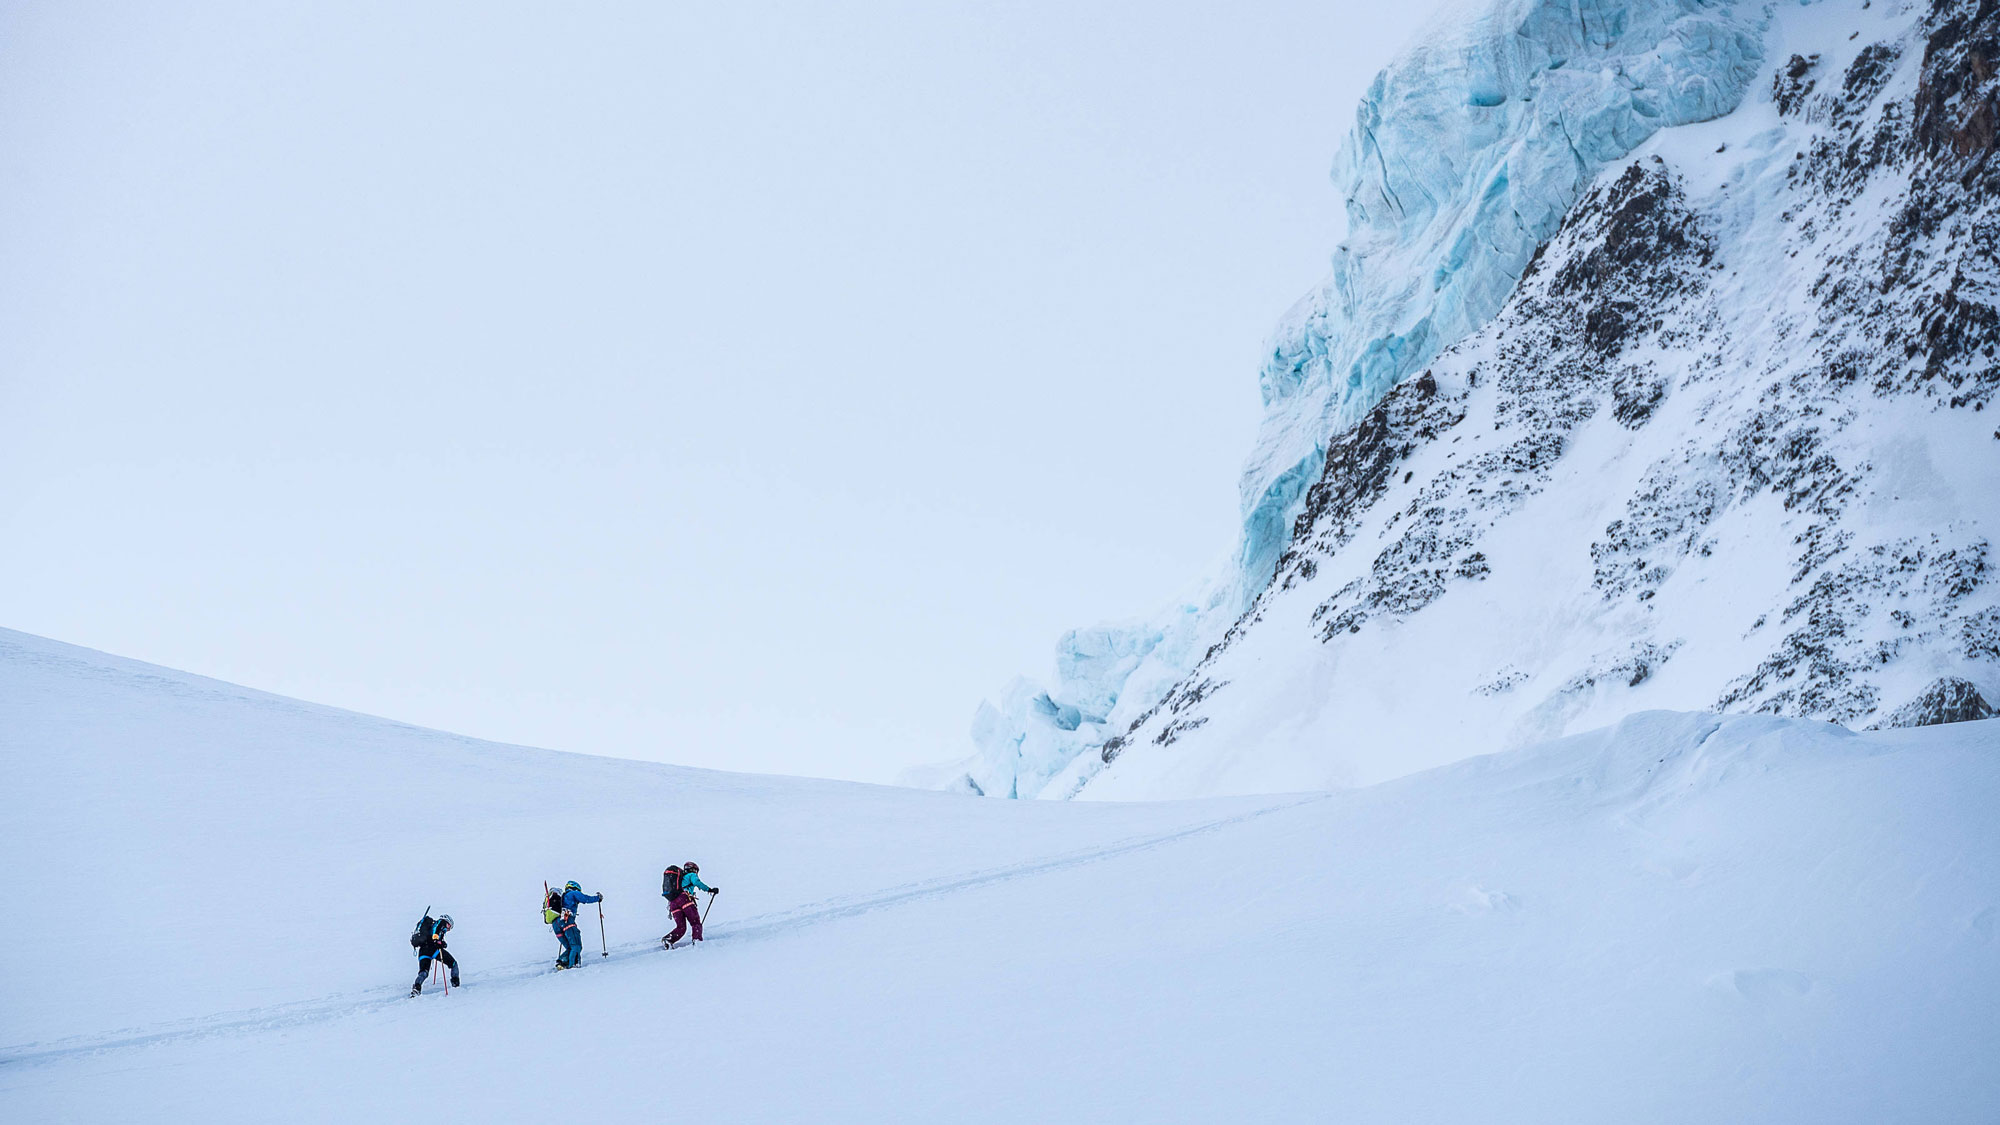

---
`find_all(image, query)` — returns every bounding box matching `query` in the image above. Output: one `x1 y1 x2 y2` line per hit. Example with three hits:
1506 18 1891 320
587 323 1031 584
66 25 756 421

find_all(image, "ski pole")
701 890 715 925
599 901 608 957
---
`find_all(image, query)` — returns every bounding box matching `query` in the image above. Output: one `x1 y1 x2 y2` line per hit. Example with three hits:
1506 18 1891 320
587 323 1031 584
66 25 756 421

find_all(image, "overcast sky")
1 1 1445 782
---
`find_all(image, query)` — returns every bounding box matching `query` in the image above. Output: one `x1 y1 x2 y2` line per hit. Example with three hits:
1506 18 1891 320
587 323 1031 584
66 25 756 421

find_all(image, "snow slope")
0 628 1269 1048
5 630 1998 1122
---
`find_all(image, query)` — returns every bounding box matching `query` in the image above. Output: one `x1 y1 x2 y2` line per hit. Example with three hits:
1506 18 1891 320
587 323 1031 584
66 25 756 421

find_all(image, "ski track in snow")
0 793 1320 1068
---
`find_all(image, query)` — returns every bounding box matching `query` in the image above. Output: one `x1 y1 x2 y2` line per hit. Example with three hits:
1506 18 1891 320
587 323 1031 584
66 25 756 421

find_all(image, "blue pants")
558 926 583 967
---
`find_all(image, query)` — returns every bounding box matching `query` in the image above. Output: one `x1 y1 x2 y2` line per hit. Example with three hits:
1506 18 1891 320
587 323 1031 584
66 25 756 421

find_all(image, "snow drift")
4 630 1999 1122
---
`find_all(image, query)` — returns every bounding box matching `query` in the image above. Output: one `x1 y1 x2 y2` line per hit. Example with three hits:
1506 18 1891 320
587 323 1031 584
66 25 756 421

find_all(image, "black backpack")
662 865 684 897
410 913 434 949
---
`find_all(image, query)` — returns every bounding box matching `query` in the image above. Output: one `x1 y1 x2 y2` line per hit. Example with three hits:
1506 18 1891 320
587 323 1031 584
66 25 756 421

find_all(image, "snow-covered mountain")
5 629 1998 1122
950 0 2000 800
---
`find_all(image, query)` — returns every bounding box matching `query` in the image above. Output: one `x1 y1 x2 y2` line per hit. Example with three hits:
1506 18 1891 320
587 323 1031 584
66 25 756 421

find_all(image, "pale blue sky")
1 1 1444 781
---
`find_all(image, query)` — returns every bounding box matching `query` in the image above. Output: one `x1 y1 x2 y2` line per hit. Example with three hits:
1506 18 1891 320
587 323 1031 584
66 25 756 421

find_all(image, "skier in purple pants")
661 861 719 947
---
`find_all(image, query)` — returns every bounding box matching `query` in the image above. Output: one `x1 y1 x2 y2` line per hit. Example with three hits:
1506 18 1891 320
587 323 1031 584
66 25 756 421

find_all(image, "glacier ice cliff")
1086 0 2000 798
936 0 1769 799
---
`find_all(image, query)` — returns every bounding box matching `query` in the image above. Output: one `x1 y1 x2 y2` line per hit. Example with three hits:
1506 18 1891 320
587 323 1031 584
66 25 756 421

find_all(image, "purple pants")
666 892 703 943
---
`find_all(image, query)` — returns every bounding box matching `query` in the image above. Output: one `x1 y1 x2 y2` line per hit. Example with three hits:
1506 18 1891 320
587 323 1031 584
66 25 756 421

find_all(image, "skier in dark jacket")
551 881 602 969
662 861 719 947
410 914 459 996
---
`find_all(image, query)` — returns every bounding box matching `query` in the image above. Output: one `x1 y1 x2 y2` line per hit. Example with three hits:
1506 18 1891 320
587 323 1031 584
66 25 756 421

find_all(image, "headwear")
565 880 581 891
683 862 698 873
437 914 453 931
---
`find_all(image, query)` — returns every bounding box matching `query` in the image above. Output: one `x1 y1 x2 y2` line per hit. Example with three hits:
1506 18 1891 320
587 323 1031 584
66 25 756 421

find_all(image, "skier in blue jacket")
550 880 602 969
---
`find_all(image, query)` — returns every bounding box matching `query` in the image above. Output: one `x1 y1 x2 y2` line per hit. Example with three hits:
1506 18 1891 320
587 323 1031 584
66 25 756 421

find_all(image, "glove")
710 887 721 894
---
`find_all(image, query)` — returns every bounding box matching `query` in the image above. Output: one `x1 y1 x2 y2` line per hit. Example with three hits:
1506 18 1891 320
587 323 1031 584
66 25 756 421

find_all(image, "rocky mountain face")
1073 0 1999 798
938 0 1781 799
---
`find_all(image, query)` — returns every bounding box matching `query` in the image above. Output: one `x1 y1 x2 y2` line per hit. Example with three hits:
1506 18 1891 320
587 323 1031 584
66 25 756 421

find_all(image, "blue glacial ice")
949 0 1769 799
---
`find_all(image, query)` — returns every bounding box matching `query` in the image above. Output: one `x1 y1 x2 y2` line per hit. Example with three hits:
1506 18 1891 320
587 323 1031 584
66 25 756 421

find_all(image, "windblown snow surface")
4 628 1998 1122
947 0 2000 801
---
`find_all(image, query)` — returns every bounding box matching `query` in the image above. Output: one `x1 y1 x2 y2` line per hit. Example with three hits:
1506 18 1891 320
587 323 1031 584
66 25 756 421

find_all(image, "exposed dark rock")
1913 0 2000 159
1545 164 1715 356
1874 676 1996 726
1286 370 1467 564
1774 53 1820 116
1298 164 1715 643
1475 669 1529 696
1717 537 1989 723
1152 715 1209 747
1840 44 1904 124
1551 641 1685 699
1611 368 1670 428
1966 606 2000 660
